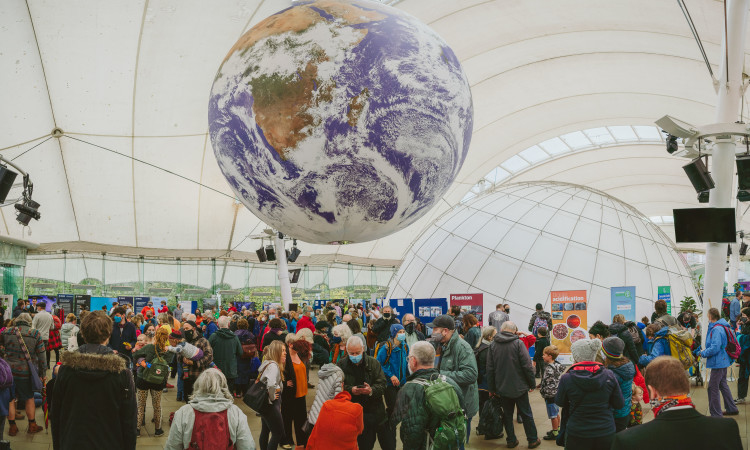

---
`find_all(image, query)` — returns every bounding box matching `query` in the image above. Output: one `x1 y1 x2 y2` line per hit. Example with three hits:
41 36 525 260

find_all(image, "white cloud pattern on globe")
209 0 473 244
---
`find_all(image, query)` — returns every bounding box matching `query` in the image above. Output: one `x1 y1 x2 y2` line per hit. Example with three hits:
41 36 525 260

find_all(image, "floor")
5 364 750 449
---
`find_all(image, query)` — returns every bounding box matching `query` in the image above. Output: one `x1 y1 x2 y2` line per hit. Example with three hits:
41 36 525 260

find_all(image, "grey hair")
481 326 497 342
500 321 518 333
346 336 364 352
15 313 31 325
410 341 435 367
332 324 352 342
285 332 298 345
217 315 231 329
190 368 233 401
297 328 314 343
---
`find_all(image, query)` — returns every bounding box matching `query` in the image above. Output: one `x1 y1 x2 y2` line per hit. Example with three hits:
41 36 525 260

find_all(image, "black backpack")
477 396 504 439
473 343 488 384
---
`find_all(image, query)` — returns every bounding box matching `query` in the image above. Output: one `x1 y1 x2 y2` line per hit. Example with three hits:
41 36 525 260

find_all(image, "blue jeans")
176 364 184 400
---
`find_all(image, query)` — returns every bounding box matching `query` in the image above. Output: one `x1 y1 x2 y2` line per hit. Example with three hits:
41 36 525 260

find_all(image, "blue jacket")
700 319 734 369
639 327 671 366
205 321 219 339
730 298 741 321
377 341 409 387
608 361 635 419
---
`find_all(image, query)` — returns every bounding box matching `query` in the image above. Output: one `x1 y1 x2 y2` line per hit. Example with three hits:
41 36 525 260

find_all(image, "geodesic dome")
387 181 698 328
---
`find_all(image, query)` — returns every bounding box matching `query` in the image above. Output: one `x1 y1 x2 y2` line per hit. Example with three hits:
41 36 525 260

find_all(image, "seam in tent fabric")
130 0 150 248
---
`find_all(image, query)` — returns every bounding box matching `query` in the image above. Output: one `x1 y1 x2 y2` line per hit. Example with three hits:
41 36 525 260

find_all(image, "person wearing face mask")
610 356 741 450
181 320 214 403
430 314 479 449
337 337 391 450
295 307 316 335
376 324 409 446
372 306 399 353
259 308 278 351
313 321 332 367
108 306 137 358
331 324 353 363
392 341 465 450
401 314 425 348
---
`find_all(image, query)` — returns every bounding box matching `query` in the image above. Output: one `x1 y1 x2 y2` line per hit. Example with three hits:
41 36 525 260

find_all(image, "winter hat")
390 324 405 338
169 329 182 340
315 320 330 332
602 336 625 360
571 338 602 363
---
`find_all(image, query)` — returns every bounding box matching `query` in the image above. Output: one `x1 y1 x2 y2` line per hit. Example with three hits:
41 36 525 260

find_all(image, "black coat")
52 344 137 450
611 408 742 450
485 331 535 398
609 323 640 364
555 362 623 438
109 322 137 357
338 354 388 426
372 316 399 343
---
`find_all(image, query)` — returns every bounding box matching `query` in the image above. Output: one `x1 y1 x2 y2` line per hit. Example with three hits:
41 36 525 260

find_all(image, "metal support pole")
62 250 67 293
275 234 292 310
703 0 750 354
101 253 106 296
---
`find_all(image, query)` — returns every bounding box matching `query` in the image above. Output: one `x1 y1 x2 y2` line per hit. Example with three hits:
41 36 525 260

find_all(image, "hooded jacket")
701 318 734 369
209 328 243 379
376 340 409 386
609 322 640 364
485 331 535 399
437 329 479 418
392 368 465 450
205 320 219 338
372 315 399 343
306 391 363 450
313 333 331 366
639 326 671 367
59 322 78 349
607 361 635 418
164 393 256 450
555 361 624 438
296 315 316 334
307 363 344 425
52 344 137 450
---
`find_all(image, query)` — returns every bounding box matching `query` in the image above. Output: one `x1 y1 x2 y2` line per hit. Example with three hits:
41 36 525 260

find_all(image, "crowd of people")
0 297 745 449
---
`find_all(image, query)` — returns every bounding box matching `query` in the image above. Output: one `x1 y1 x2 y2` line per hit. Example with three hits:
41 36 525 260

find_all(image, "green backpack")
141 348 170 385
408 375 466 450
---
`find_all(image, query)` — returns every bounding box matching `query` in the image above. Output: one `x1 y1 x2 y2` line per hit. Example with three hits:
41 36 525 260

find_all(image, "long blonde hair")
263 340 286 381
154 326 170 352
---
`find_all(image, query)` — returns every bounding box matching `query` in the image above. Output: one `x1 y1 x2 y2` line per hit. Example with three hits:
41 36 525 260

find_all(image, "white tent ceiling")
0 0 745 264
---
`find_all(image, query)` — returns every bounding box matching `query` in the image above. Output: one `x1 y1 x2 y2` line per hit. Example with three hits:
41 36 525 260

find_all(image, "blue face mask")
397 333 406 342
269 314 276 320
114 316 122 324
349 353 363 364
331 336 342 344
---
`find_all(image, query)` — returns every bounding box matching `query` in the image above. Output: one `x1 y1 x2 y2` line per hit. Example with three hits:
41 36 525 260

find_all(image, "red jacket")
306 391 363 449
157 306 168 314
296 315 315 334
140 306 155 317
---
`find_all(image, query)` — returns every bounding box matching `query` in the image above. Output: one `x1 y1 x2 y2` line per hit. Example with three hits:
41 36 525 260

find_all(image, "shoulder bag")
243 361 277 413
14 327 43 391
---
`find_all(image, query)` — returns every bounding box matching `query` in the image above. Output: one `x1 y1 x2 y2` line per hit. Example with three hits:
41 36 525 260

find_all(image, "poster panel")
29 295 57 312
658 286 672 315
414 298 447 336
57 294 74 315
134 296 150 313
74 294 90 316
610 286 636 322
91 297 117 313
117 296 134 307
387 298 414 322
550 290 588 365
450 293 484 325
178 300 195 314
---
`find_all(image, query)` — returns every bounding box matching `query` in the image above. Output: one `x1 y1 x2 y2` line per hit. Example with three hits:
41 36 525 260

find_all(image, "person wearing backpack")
165 368 255 449
697 307 740 417
475 326 496 415
392 341 466 450
485 321 541 448
528 303 552 337
131 325 175 436
376 323 409 444
638 323 671 367
609 315 640 365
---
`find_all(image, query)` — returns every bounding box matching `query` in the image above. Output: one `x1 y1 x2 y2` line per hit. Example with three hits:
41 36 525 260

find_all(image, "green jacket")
337 354 388 427
208 328 242 379
132 344 176 388
393 368 465 450
437 330 479 418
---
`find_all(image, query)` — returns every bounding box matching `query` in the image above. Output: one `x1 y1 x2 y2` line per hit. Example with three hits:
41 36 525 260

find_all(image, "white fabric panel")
472 252 521 297
429 233 467 273
453 210 493 242
446 241 492 285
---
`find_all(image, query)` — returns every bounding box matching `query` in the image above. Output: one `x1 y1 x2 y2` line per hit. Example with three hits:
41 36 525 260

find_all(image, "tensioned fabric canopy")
0 0 743 264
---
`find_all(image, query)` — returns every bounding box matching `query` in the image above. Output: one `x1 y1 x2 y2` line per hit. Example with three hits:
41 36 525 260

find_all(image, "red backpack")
716 324 741 360
188 408 236 450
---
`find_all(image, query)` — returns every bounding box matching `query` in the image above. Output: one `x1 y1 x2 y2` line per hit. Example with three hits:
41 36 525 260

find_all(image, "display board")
414 298 447 332
610 286 636 322
387 298 413 322
203 297 219 311
450 293 484 325
57 294 74 315
91 297 117 313
178 300 196 314
134 296 150 313
658 286 672 315
74 294 90 316
313 300 329 310
550 290 588 365
29 295 57 312
117 296 134 307
232 302 254 312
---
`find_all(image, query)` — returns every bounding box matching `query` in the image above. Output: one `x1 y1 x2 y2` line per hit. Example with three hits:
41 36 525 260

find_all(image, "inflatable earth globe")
209 0 473 244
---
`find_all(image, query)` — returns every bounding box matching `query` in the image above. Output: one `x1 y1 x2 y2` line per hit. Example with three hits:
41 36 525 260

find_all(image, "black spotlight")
256 247 267 263
738 190 750 202
666 134 679 154
288 239 301 263
0 166 18 203
683 157 715 193
15 199 40 226
265 245 276 261
741 242 748 256
698 191 710 203
728 244 733 257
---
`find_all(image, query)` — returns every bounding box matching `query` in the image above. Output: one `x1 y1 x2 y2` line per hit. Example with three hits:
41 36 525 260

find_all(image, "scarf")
652 395 694 417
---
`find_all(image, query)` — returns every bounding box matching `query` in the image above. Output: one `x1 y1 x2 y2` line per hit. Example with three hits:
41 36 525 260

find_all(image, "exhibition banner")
658 286 672 315
117 296 134 307
178 300 196 314
29 295 56 312
388 298 414 322
134 296 150 313
550 290 588 365
415 298 447 335
57 294 74 315
610 286 636 322
74 294 90 316
450 293 484 325
91 297 117 313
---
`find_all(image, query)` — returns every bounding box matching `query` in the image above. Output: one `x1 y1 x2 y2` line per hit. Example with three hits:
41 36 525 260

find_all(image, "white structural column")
703 0 750 347
729 201 741 291
275 234 293 310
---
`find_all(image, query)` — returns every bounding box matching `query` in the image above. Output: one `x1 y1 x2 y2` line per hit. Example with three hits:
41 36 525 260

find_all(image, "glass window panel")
538 137 570 155
608 126 638 141
584 127 616 145
500 155 530 173
633 126 661 140
518 145 549 163
559 131 591 150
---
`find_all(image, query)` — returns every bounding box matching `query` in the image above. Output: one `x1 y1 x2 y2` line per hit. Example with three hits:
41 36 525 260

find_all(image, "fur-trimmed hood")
62 346 126 374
